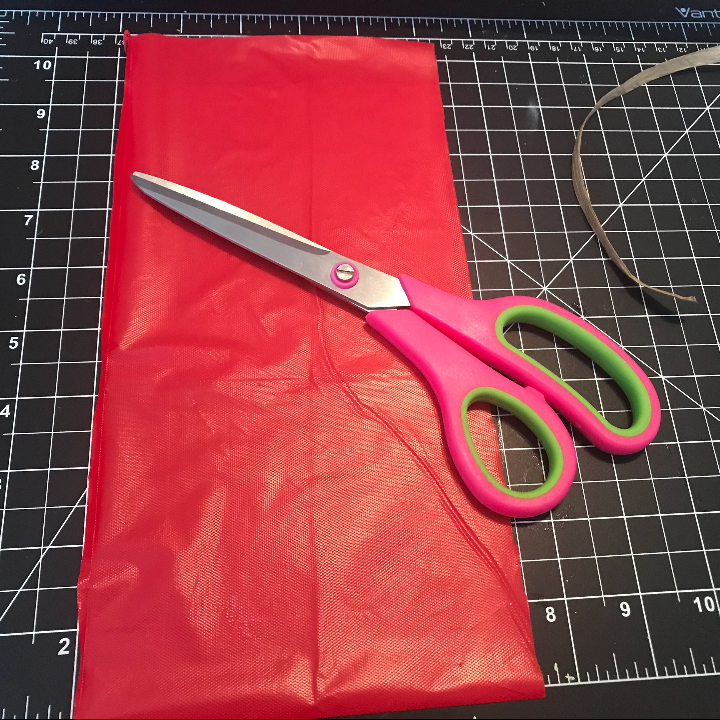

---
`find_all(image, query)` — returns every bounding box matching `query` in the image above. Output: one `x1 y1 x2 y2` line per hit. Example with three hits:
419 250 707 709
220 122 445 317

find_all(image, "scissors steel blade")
131 172 410 312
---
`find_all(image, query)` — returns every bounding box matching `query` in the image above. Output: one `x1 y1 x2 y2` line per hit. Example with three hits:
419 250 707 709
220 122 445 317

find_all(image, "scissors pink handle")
397 275 661 455
367 309 576 518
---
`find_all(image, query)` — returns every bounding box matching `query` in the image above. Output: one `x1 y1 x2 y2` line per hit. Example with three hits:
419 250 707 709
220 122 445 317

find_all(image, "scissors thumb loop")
452 385 576 518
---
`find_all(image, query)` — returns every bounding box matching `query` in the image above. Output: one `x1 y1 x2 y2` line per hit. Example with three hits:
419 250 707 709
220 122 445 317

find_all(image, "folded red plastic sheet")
74 33 544 718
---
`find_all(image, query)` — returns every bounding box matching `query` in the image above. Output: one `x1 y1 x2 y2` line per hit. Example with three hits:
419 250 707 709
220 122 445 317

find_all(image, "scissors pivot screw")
335 263 356 282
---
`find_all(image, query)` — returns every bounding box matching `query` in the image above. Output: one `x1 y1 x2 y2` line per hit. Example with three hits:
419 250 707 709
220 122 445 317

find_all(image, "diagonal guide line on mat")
542 87 720 293
0 489 87 626
460 224 720 427
461 70 720 426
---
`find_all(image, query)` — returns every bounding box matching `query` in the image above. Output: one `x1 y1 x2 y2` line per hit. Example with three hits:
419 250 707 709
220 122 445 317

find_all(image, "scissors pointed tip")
131 171 170 200
131 171 177 197
131 170 152 186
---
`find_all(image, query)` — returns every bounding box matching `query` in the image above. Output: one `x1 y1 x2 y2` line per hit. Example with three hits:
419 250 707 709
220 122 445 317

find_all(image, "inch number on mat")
694 596 716 613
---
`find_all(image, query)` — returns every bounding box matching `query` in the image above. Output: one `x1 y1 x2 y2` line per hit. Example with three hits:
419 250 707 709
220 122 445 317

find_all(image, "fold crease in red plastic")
74 33 544 719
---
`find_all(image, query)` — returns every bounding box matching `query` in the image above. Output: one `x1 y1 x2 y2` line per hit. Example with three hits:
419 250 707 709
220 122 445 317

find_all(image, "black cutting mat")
1 8 720 718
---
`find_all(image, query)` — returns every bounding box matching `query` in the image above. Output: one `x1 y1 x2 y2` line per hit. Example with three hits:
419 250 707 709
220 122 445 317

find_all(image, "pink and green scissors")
131 172 661 518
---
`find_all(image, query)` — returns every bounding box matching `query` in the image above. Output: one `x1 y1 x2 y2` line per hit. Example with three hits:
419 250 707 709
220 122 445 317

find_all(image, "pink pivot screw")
331 261 359 289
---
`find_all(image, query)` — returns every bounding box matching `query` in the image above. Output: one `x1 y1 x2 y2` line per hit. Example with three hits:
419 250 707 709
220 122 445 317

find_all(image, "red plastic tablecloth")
74 33 544 718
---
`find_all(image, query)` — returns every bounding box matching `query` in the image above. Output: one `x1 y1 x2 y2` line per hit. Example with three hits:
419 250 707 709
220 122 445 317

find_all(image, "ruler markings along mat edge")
0 9 720 718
